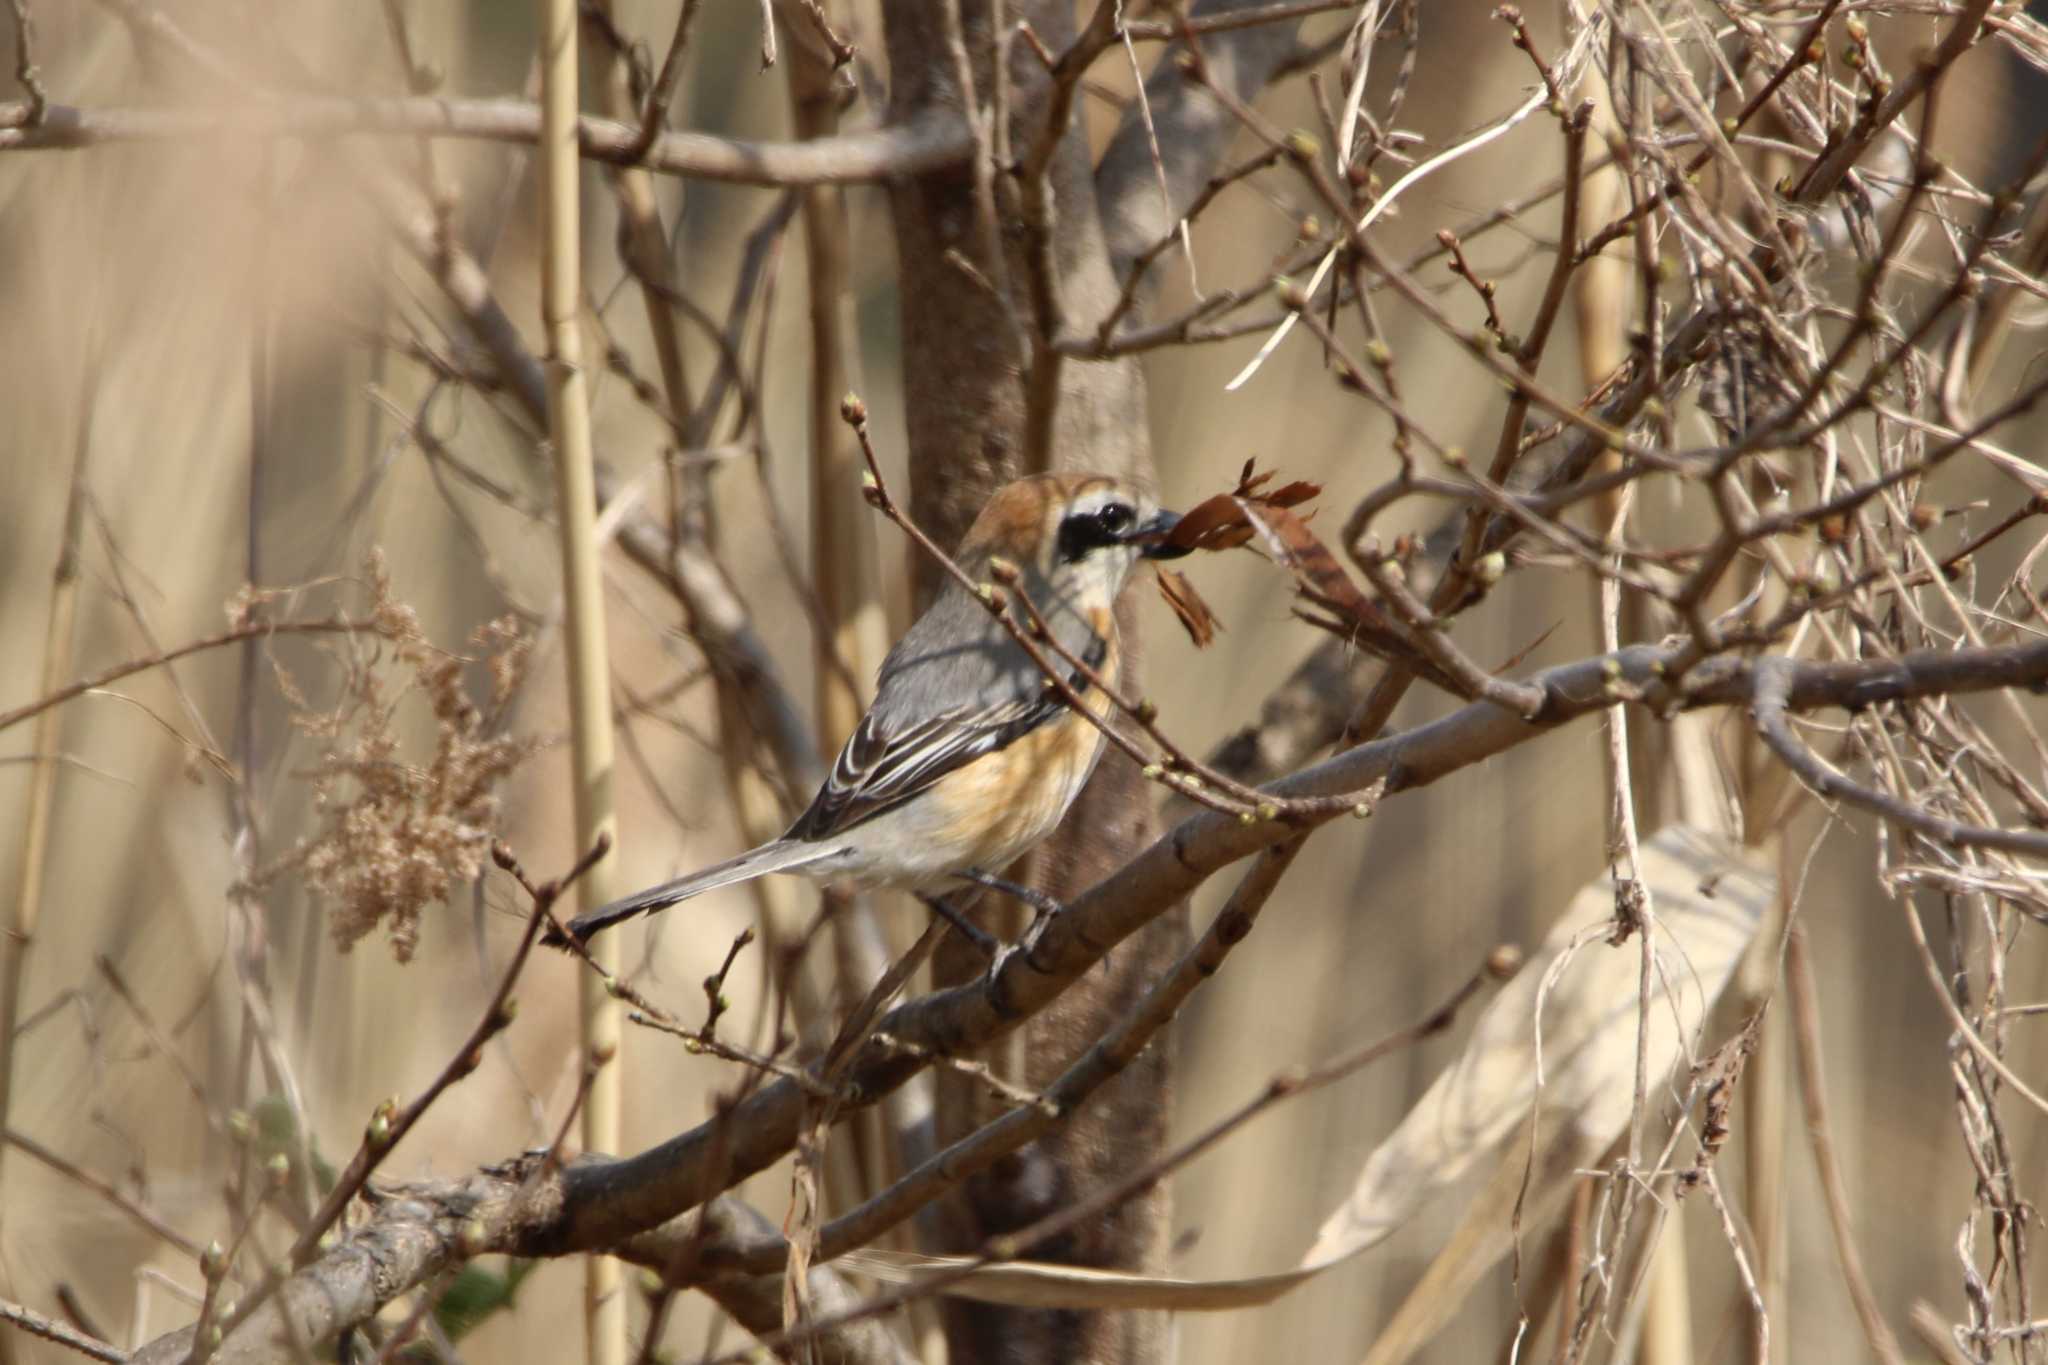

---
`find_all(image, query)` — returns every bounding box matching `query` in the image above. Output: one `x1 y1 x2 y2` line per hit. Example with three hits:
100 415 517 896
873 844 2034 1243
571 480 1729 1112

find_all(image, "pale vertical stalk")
786 13 884 756
586 14 817 1022
783 0 895 1217
1737 844 1790 1365
0 395 89 1365
1572 46 1694 1364
537 2 624 1362
1708 71 1801 1365
1637 1232 1695 1365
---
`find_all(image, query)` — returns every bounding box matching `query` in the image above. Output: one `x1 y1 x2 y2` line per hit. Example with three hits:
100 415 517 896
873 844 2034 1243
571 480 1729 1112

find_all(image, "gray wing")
785 583 1105 842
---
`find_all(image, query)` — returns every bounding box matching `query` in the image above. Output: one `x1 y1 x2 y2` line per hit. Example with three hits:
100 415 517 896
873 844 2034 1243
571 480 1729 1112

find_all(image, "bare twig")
1750 658 2048 857
4 0 46 125
204 839 609 1350
1785 928 1906 1365
0 619 366 737
629 0 704 157
0 1295 127 1364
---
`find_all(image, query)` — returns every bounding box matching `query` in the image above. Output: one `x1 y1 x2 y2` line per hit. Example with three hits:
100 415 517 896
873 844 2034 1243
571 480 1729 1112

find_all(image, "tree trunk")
882 4 1181 1360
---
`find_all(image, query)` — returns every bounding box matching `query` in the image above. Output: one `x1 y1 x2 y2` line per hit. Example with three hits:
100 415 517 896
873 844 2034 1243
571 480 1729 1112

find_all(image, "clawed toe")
919 893 1002 959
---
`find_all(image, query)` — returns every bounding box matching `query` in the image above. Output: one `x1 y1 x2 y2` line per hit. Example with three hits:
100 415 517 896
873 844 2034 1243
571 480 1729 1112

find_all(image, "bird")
560 471 1189 946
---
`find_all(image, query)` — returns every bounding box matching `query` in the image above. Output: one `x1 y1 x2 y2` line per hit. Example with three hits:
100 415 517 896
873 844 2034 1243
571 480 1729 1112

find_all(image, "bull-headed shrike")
563 472 1188 945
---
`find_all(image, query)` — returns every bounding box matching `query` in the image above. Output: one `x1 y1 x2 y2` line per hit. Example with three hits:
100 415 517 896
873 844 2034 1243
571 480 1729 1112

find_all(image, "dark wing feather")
785 589 1111 844
786 695 1062 841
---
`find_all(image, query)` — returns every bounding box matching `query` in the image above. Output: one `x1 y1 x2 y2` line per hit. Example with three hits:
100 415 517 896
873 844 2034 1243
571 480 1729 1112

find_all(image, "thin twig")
1785 927 1907 1365
699 937 1513 1362
0 1295 127 1364
0 620 366 737
207 839 609 1346
630 0 703 157
5 0 46 125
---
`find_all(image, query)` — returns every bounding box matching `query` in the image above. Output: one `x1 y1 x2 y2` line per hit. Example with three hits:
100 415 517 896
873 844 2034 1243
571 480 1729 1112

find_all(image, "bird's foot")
954 868 1068 946
918 893 1002 959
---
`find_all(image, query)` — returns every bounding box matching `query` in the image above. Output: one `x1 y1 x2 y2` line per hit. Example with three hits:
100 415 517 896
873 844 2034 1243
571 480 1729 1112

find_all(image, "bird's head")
956 472 1188 610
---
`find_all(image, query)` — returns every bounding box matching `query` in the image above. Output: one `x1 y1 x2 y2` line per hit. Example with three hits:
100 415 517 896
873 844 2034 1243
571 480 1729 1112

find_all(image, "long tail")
561 839 841 944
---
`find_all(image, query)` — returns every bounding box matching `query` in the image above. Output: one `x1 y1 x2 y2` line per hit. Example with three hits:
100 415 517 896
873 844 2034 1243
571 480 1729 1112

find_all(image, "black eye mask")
1057 503 1132 562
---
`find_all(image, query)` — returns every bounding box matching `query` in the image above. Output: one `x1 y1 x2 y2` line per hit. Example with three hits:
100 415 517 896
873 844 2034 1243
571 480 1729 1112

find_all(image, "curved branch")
0 98 971 186
129 635 2048 1363
1748 656 2048 856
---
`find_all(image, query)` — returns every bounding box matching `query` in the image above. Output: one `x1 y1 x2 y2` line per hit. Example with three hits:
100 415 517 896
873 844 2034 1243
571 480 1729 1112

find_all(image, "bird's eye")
1096 502 1135 535
1058 500 1137 563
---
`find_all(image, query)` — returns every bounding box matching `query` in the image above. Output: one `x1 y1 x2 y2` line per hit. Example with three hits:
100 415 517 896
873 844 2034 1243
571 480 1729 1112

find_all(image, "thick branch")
0 98 970 185
1749 657 2048 855
129 634 2048 1363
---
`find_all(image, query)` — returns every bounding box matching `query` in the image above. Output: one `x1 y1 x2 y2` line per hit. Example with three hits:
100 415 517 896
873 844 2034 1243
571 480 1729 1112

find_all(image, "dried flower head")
260 552 532 962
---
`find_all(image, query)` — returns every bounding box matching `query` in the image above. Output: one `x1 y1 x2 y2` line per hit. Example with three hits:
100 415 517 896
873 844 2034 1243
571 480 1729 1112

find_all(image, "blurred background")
3 2 2046 1362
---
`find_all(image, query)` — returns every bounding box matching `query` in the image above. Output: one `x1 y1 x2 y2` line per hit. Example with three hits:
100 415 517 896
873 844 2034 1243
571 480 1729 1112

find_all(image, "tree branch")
0 98 970 186
0 1295 125 1364
1749 656 2048 856
127 633 2048 1363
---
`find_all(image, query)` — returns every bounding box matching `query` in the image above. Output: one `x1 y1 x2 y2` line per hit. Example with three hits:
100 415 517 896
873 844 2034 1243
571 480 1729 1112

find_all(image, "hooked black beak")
1131 509 1192 560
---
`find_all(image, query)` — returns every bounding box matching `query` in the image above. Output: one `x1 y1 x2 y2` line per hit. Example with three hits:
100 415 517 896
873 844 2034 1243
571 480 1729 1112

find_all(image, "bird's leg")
918 893 1001 959
953 867 1068 950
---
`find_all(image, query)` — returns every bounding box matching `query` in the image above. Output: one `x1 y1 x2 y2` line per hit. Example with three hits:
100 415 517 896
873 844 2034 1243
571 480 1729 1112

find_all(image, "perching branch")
127 633 2048 1363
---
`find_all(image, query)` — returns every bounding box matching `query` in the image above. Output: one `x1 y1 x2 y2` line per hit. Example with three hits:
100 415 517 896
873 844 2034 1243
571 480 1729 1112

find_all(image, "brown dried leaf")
1236 502 1466 696
1159 462 1324 555
1236 503 1379 630
1255 478 1322 508
1164 491 1261 554
1155 566 1223 648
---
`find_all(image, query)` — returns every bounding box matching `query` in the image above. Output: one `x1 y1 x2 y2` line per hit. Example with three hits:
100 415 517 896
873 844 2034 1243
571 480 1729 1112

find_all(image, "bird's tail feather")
563 840 839 944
